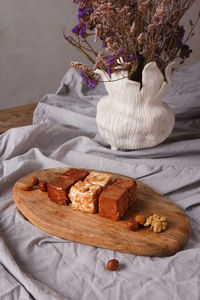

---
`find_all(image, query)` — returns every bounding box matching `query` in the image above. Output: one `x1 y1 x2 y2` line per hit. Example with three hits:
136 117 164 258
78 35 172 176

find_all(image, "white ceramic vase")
95 61 179 150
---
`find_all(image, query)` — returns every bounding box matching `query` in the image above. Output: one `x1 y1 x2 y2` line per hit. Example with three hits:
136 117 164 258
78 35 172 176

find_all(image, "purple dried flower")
80 72 99 89
180 44 192 59
77 7 91 22
176 25 186 47
72 24 79 33
107 67 112 75
118 49 124 55
179 26 185 40
129 55 137 60
106 54 116 74
72 22 86 37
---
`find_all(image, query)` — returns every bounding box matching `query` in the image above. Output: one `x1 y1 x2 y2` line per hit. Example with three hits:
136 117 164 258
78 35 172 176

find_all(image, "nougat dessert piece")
47 176 76 205
69 181 102 213
84 171 112 188
99 185 129 221
60 168 89 181
112 178 137 207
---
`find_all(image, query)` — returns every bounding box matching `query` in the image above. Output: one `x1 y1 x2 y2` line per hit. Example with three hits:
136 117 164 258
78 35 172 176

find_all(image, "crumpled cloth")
0 63 200 300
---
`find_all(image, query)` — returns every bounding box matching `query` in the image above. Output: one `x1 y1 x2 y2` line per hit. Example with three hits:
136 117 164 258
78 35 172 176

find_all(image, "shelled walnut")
144 214 167 233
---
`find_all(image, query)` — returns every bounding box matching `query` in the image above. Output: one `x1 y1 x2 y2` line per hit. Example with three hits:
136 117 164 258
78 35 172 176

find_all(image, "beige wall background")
0 0 199 109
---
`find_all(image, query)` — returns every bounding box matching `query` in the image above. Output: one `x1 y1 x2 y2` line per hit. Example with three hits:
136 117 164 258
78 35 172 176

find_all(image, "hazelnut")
30 176 39 186
38 181 47 192
20 184 33 191
126 219 139 231
134 215 146 225
107 259 119 271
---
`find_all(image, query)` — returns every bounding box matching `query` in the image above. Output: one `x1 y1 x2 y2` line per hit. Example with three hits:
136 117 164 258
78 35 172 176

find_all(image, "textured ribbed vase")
95 61 178 150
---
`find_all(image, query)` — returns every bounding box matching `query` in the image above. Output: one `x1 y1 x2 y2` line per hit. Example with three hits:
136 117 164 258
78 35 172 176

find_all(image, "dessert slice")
47 177 76 205
69 181 102 213
60 168 89 181
84 171 112 188
99 185 129 221
112 178 137 207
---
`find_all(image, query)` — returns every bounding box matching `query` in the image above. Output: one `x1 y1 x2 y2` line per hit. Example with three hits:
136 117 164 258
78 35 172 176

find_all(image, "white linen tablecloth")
0 63 200 300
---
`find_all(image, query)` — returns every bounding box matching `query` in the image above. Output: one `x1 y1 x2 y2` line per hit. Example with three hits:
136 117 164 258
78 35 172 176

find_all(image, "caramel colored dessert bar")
99 185 129 221
60 168 89 181
69 181 102 213
84 171 112 188
47 177 76 205
112 178 137 207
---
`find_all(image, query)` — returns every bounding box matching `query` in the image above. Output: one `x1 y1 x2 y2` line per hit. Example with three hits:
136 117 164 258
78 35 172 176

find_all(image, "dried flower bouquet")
64 0 199 88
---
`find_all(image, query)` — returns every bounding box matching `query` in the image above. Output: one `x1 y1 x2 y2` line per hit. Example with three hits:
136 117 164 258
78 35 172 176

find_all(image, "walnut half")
144 213 167 233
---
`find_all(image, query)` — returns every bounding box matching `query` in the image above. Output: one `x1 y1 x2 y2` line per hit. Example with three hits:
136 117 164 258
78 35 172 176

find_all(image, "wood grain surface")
0 103 37 134
12 168 191 257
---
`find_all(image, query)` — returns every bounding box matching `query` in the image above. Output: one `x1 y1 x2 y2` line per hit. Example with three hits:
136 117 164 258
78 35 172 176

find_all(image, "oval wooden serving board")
12 168 191 257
